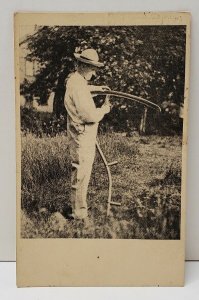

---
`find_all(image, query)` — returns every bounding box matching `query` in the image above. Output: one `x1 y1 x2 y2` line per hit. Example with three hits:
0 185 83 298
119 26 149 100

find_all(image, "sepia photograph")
15 12 190 288
19 23 186 240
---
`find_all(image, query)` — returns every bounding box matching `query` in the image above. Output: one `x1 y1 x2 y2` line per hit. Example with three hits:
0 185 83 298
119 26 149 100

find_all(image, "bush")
21 107 67 137
21 103 183 137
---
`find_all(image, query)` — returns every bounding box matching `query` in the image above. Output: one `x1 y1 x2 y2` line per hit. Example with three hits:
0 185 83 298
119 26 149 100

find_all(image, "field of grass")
21 132 182 239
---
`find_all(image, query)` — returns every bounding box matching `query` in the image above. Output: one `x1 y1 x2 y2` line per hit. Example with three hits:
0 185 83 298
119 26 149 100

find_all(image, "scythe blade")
91 90 161 112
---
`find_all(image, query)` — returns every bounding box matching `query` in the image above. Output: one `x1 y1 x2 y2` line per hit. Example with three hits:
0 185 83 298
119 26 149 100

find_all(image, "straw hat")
74 48 104 67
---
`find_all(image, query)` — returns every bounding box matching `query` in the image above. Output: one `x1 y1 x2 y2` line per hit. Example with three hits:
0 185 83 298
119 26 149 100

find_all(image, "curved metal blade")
91 90 161 112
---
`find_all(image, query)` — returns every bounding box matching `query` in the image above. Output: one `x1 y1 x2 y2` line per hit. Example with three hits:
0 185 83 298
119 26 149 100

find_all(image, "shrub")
21 107 67 137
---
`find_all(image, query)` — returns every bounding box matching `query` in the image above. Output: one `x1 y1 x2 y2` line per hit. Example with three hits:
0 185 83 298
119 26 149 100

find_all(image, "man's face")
85 66 97 80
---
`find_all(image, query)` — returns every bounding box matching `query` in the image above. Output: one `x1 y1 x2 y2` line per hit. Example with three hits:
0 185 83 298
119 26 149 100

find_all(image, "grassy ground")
21 133 182 239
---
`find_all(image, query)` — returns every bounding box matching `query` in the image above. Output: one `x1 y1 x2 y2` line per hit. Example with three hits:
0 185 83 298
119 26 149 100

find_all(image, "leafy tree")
21 25 186 134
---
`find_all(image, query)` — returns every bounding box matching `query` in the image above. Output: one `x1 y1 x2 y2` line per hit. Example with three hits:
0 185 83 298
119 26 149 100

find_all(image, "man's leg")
69 123 97 219
80 145 96 210
80 123 98 212
71 161 88 219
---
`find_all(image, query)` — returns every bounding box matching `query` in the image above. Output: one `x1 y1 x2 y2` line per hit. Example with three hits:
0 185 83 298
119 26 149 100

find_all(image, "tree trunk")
53 87 66 118
53 71 69 118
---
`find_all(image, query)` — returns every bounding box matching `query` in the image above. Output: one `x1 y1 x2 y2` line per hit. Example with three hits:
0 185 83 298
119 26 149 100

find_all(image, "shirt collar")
75 71 87 82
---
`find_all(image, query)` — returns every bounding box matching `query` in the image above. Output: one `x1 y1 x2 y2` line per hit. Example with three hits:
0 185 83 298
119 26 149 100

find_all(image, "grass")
21 132 182 239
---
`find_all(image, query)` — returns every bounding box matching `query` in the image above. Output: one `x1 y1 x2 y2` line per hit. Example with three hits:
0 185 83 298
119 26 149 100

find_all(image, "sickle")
91 90 161 112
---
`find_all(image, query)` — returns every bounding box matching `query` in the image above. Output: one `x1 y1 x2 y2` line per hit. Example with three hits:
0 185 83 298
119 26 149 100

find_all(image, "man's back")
64 71 107 124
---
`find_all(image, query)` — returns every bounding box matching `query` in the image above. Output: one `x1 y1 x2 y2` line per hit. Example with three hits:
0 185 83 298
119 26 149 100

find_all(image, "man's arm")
72 84 110 123
88 85 110 92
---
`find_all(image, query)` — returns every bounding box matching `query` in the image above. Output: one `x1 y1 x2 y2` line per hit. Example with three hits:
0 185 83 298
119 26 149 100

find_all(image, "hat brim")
74 53 104 67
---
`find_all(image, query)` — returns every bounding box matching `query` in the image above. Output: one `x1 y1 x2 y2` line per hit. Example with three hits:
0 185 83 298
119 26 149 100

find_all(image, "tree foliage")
21 25 186 134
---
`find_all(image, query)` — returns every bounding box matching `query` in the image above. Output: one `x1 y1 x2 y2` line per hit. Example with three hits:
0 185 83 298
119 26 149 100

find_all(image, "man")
64 48 111 220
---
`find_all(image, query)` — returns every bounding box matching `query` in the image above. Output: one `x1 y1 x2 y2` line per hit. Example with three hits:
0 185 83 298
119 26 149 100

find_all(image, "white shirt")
64 71 106 124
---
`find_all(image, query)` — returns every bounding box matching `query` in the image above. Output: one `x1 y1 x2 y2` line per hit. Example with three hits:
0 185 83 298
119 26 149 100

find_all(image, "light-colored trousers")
67 116 98 219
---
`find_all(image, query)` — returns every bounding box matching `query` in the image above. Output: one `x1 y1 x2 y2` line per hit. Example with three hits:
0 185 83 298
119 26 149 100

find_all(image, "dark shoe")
62 206 73 219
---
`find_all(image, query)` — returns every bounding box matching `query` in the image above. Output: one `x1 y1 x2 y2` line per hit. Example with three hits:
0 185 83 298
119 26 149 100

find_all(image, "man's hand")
102 95 111 114
88 85 110 94
99 85 111 92
104 95 111 105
